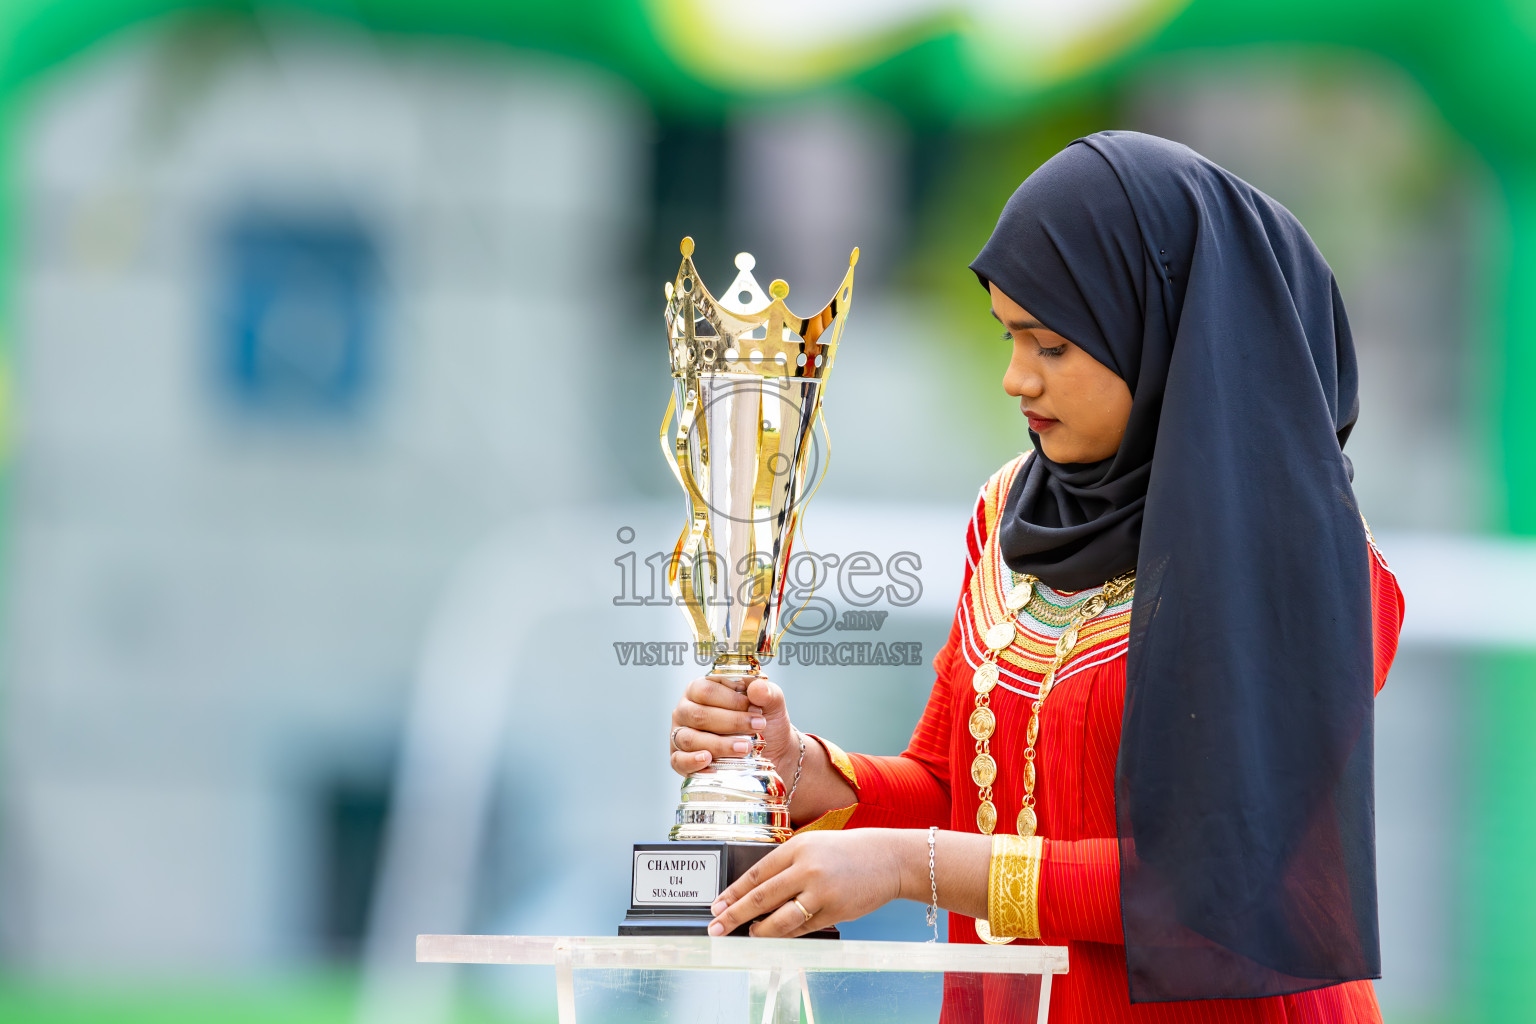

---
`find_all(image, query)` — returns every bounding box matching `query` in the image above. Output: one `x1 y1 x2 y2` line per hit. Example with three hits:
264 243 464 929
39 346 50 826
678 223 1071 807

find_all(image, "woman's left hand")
707 829 912 937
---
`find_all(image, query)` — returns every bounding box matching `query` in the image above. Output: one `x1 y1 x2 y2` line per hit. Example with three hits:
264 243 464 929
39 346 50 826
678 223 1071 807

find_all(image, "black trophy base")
621 841 838 939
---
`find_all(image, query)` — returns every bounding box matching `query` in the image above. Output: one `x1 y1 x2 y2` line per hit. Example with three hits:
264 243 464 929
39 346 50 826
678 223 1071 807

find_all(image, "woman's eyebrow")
989 309 1047 331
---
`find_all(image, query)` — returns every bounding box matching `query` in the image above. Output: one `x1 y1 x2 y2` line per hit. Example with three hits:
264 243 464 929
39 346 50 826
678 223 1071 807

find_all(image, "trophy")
619 238 857 936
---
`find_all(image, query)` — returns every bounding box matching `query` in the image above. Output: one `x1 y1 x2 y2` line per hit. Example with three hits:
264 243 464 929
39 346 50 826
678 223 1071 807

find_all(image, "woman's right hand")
670 674 797 777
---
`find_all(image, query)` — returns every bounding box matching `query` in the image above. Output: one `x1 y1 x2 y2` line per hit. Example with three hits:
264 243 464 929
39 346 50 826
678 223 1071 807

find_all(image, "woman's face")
991 282 1133 464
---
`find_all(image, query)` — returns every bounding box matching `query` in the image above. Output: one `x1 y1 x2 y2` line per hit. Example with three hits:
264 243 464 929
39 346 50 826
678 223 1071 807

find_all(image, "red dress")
799 454 1406 1023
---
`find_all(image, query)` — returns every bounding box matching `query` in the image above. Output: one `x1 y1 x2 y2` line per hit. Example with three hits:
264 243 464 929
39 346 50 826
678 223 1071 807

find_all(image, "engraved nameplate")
631 850 722 906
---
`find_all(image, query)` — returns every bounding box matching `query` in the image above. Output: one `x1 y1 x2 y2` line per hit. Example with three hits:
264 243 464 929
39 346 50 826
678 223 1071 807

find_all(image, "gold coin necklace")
971 568 1136 945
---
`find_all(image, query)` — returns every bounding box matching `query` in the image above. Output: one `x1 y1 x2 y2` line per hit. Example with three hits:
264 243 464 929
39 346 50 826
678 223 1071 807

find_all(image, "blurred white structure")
0 17 646 973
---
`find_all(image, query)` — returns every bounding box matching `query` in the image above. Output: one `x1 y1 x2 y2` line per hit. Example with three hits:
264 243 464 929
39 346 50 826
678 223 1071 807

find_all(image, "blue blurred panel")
217 210 381 418
836 896 945 943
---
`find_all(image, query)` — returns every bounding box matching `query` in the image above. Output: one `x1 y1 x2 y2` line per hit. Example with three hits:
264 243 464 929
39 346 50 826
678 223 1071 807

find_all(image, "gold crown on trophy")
664 236 859 380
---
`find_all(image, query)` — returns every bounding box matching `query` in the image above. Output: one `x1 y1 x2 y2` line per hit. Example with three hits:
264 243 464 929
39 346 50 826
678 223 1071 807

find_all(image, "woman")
668 130 1405 1021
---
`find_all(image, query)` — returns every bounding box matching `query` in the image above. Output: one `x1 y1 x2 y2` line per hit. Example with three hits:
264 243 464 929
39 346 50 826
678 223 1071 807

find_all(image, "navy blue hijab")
971 131 1377 1002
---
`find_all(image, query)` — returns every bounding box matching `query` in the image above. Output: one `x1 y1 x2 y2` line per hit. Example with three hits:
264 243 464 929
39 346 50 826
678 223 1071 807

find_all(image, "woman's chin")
1035 432 1118 465
1036 437 1076 463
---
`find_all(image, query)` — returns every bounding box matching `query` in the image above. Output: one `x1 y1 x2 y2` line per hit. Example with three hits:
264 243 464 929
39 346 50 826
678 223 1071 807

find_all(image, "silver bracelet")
926 826 939 942
785 730 808 818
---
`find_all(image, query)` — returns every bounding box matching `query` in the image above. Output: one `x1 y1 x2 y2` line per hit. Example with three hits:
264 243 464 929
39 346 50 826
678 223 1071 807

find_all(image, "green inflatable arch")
4 1 1532 522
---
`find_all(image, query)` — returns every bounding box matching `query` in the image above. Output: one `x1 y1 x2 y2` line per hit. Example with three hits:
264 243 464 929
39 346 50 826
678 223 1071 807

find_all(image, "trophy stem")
708 654 761 679
667 653 791 844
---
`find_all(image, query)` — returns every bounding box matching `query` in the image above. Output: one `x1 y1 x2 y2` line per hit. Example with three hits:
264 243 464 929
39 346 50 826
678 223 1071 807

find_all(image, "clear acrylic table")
417 934 1068 1024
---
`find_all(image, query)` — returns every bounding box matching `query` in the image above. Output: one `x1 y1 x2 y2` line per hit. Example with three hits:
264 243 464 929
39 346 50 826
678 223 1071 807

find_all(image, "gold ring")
790 897 814 924
671 726 685 751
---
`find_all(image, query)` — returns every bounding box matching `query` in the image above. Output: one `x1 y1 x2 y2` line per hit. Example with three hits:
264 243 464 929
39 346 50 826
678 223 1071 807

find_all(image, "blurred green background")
0 1 1532 1022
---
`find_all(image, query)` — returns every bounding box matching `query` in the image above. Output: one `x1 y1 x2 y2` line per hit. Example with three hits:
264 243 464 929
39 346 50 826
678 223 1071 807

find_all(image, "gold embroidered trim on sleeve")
794 804 856 833
988 833 1043 939
807 733 858 787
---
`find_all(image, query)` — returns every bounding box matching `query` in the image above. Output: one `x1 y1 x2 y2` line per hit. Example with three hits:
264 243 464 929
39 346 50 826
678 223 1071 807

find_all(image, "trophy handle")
661 385 715 643
774 405 835 644
661 385 713 512
657 389 685 491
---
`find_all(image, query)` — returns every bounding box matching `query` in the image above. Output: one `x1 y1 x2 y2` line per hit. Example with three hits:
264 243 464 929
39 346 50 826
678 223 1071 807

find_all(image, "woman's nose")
1004 365 1044 399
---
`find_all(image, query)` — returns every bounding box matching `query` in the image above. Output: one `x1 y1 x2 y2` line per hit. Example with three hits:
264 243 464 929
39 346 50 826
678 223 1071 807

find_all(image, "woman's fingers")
707 844 801 936
672 698 764 739
670 675 776 778
742 676 797 768
707 832 902 938
744 676 786 717
749 895 822 938
670 747 711 775
685 676 751 710
669 725 752 770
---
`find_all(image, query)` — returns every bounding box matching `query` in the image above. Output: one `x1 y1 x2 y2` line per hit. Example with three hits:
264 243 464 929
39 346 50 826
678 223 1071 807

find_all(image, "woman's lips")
1025 413 1059 432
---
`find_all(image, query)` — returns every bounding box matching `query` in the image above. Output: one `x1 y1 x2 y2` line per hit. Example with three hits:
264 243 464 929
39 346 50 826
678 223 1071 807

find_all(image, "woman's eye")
1000 328 1066 357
